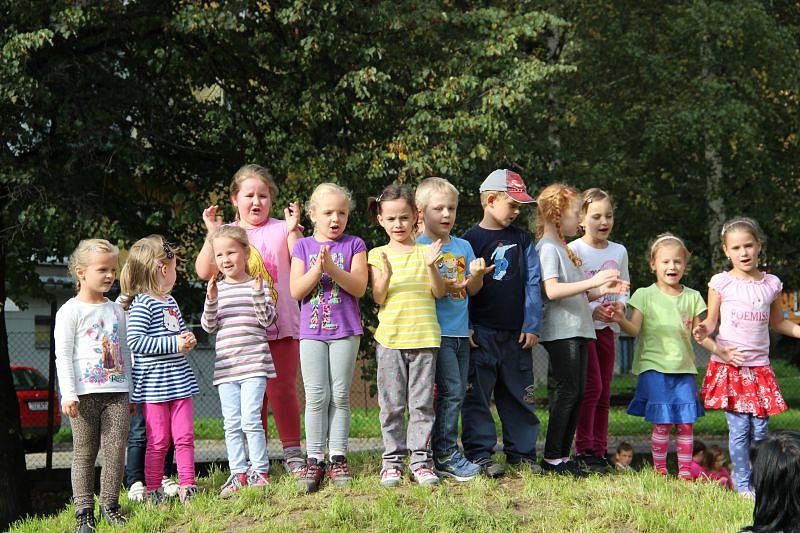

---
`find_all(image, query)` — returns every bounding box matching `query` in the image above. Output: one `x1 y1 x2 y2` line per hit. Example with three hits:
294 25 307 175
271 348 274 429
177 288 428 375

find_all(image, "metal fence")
9 326 800 471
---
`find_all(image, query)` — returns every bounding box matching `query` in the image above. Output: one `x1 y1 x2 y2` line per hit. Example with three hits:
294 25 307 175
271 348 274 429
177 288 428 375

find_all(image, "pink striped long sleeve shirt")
201 278 277 386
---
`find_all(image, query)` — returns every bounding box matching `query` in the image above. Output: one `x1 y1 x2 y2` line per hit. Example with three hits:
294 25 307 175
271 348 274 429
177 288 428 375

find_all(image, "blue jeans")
219 377 270 474
432 336 470 459
126 406 174 486
727 412 769 493
461 326 540 463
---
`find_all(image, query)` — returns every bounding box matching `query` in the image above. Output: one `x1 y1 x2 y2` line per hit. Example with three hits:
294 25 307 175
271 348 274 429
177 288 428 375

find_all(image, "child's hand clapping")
285 201 301 233
445 278 468 295
424 239 443 267
376 252 393 284
314 246 329 276
469 257 495 278
610 302 627 323
207 277 218 301
203 205 223 234
593 302 615 322
252 272 263 292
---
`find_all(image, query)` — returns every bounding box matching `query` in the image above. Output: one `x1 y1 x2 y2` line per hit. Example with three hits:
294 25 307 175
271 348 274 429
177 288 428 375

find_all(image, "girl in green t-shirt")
611 233 720 479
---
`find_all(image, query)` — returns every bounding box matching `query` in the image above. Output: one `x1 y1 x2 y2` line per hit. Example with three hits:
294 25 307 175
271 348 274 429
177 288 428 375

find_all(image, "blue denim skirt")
627 370 704 424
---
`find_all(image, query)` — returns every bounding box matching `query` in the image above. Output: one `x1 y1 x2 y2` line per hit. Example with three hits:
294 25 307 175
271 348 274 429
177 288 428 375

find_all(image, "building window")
34 316 51 349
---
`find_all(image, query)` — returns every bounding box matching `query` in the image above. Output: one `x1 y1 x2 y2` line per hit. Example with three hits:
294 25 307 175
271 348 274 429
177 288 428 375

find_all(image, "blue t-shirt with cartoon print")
418 235 476 337
462 224 542 335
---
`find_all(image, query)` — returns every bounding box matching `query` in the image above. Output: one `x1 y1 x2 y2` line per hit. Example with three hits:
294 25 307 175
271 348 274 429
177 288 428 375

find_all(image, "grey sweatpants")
71 392 130 510
376 343 437 470
299 336 360 457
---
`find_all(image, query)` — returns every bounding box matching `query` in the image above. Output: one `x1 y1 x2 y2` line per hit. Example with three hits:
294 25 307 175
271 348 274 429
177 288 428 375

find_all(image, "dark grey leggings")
543 338 588 460
71 393 130 510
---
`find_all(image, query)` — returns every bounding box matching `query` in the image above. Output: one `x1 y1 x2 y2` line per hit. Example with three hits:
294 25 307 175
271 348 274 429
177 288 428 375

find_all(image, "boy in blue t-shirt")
416 177 494 482
460 169 543 477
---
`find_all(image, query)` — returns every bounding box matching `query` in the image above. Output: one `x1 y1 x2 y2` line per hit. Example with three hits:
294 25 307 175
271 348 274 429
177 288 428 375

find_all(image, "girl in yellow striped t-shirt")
367 183 445 488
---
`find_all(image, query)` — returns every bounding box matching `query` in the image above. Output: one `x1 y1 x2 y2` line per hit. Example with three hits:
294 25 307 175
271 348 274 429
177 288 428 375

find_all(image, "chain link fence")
10 324 800 471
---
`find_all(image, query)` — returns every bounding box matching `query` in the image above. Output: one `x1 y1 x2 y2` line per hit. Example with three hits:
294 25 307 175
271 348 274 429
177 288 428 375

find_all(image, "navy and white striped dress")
127 293 199 403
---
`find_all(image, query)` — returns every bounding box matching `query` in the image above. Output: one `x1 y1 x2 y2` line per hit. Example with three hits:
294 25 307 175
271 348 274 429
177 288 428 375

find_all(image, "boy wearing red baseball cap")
460 169 543 477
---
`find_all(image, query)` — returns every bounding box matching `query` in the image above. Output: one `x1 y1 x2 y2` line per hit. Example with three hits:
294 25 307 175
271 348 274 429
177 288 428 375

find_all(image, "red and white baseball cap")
479 169 535 204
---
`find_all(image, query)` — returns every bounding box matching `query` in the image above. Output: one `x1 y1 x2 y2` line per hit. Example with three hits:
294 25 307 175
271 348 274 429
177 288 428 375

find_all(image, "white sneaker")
127 481 146 502
411 466 440 487
161 476 180 497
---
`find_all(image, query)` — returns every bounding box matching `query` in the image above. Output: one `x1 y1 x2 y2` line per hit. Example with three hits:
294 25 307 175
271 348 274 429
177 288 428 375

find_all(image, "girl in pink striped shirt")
201 225 277 498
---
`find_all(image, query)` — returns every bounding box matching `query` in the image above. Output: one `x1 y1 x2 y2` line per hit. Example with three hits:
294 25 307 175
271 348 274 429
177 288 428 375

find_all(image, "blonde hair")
415 177 459 209
68 239 120 294
649 233 691 264
535 183 582 267
479 190 508 208
208 226 251 277
580 188 614 217
720 217 764 245
306 183 353 219
230 164 279 220
119 235 177 310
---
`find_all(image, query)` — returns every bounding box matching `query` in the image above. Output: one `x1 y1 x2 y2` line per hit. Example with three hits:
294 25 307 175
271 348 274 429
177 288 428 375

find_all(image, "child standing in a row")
569 189 630 470
368 184 446 487
196 164 306 474
122 236 200 504
416 177 492 481
56 239 131 532
202 225 277 498
695 217 800 496
612 234 707 479
290 183 368 492
460 170 543 477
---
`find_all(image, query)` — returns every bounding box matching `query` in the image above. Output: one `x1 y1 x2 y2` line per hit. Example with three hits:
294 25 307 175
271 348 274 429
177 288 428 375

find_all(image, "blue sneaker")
434 451 481 482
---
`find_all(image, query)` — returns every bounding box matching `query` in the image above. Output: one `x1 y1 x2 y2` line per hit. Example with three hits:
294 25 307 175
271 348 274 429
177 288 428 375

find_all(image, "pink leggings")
652 423 693 478
575 327 616 455
261 338 301 449
143 398 195 490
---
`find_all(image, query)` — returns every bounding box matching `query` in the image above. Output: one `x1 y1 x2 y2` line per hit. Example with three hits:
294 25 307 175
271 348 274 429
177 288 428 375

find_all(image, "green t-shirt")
628 284 707 375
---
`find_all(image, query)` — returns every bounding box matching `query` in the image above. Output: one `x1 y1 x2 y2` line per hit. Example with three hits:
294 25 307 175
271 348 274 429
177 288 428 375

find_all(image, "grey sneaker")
148 487 169 506
380 466 403 488
178 485 200 506
473 456 506 478
283 449 306 476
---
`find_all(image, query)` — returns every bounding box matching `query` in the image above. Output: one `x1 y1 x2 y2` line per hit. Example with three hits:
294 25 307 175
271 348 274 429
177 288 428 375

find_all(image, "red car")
12 365 61 452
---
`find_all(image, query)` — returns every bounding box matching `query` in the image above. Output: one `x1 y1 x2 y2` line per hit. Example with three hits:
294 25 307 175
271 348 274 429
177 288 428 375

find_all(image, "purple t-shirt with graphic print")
292 234 366 340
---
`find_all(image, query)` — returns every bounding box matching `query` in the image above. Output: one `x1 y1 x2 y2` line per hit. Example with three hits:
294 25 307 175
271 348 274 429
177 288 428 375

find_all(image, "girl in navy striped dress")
120 235 200 505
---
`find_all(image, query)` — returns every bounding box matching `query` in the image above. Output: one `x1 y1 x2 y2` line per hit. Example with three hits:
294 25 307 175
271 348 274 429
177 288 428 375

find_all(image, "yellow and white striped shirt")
368 243 441 349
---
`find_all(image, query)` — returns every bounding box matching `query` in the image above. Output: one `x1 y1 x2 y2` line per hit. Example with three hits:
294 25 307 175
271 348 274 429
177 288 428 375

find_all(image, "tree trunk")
0 224 31 529
705 141 725 268
546 24 566 172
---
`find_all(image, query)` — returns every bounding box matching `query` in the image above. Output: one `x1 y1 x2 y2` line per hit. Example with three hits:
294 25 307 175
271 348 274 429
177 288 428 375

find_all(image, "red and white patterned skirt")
701 361 786 417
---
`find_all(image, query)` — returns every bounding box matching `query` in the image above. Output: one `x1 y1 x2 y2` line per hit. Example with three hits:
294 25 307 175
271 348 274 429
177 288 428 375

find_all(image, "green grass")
10 453 754 532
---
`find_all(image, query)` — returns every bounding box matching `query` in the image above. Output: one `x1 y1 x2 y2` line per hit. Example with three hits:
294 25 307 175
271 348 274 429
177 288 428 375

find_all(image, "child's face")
651 244 686 287
77 252 118 295
486 193 522 227
714 454 725 470
723 229 761 274
377 199 416 245
582 198 614 242
232 177 272 227
616 450 633 466
693 451 704 463
213 237 249 281
560 199 582 237
310 192 349 241
421 191 458 238
159 258 177 293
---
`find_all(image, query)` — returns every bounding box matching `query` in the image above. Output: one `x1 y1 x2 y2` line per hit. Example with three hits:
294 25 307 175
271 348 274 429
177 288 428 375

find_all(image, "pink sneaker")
411 466 440 487
219 473 248 499
248 471 270 487
380 466 403 488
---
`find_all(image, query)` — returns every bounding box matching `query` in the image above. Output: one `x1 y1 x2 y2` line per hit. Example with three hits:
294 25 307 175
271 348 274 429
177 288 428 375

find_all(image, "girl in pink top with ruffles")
694 217 800 496
195 164 306 475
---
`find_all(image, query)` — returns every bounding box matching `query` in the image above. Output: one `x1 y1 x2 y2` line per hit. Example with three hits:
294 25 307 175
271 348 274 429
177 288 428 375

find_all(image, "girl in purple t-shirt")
694 217 800 496
289 183 368 493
